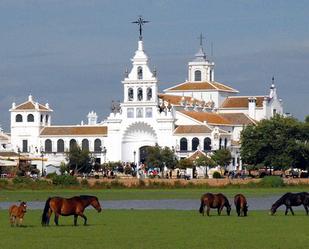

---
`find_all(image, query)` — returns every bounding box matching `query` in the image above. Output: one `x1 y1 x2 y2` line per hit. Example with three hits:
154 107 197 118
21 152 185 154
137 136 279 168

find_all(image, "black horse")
270 192 309 215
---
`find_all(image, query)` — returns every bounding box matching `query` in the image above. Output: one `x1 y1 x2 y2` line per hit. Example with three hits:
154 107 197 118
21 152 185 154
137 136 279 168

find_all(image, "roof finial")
272 76 275 84
199 33 205 48
132 16 150 41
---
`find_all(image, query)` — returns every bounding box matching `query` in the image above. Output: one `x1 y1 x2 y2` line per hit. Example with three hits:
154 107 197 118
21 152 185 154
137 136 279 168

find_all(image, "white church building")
5 26 283 172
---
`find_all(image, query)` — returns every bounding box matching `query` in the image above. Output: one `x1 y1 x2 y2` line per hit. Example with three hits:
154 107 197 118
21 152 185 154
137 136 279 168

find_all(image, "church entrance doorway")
139 146 151 164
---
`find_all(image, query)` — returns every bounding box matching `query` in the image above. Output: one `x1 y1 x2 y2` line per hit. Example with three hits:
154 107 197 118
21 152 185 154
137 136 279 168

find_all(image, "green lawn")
1 187 309 202
1 210 308 249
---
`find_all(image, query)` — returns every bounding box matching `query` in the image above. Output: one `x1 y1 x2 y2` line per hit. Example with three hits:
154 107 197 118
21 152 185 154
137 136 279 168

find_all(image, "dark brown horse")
41 195 102 226
9 201 27 226
270 192 309 215
234 194 248 217
199 193 231 216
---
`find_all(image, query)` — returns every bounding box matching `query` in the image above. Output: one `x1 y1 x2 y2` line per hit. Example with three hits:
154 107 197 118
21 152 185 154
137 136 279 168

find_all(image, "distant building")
6 31 283 172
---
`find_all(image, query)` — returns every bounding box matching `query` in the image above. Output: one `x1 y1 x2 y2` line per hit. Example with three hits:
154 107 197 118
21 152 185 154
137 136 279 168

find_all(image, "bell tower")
188 34 215 82
121 16 158 119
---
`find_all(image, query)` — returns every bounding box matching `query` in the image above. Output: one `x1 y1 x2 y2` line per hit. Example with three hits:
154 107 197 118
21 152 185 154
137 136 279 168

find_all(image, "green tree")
178 158 194 169
194 154 215 177
211 149 232 170
65 144 92 174
241 115 309 171
146 144 178 170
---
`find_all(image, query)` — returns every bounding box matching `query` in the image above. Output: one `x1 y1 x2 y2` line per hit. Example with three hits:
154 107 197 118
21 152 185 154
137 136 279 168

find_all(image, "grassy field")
1 186 309 202
0 209 308 249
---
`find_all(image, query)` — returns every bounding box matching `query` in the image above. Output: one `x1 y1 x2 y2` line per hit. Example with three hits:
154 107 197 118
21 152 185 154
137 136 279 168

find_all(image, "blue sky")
0 0 309 131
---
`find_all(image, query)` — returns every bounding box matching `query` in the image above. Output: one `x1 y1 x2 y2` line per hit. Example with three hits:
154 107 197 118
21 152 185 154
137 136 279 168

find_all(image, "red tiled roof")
14 101 51 111
174 125 212 134
40 126 108 136
220 96 265 108
165 81 238 93
180 111 232 125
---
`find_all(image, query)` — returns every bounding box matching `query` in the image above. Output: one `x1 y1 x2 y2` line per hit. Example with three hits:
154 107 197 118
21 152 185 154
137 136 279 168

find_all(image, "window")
94 139 102 152
203 137 211 151
40 115 44 123
45 115 49 123
180 138 188 151
210 69 213 81
27 114 34 122
127 108 134 118
137 88 143 101
136 108 143 118
69 139 77 151
57 139 64 153
145 108 152 118
16 114 23 122
45 139 52 153
192 137 199 151
224 138 228 148
22 140 28 152
82 139 89 151
137 66 143 79
194 70 201 81
273 109 277 116
128 88 133 101
147 87 152 100
219 138 222 149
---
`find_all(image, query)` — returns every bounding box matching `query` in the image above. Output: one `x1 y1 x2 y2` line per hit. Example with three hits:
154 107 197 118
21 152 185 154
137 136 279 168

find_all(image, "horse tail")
199 198 204 213
41 197 51 226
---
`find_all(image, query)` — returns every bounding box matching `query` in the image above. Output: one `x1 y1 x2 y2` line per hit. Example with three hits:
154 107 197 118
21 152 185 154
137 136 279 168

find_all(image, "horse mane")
272 192 292 208
79 195 97 200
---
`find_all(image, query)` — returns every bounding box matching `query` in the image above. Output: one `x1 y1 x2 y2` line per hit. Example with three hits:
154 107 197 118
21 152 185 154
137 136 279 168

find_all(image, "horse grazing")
9 201 27 226
234 194 248 217
199 193 231 216
41 195 102 226
270 192 309 215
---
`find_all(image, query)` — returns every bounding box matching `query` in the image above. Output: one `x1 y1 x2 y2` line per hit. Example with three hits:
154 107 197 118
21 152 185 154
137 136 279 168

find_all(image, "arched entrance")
139 146 151 164
122 122 157 163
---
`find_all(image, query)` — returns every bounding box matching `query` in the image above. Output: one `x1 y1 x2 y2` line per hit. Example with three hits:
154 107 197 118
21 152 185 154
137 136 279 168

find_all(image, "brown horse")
234 194 248 217
199 193 231 216
9 201 27 226
41 195 102 226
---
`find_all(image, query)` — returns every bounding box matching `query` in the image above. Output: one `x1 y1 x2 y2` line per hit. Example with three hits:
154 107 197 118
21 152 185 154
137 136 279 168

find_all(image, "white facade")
4 33 284 172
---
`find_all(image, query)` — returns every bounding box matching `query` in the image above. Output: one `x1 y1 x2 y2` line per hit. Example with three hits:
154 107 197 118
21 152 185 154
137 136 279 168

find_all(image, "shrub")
110 180 125 188
259 176 284 187
12 176 32 185
80 179 89 187
51 175 79 186
0 179 9 189
46 172 57 179
138 180 146 188
212 171 221 179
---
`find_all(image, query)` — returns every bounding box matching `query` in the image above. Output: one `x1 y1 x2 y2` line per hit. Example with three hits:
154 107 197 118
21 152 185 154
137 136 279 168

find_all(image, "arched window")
40 114 44 123
192 137 199 151
16 114 23 122
194 70 201 81
137 88 143 101
137 66 143 79
219 138 222 150
82 139 89 151
45 115 49 123
69 139 77 151
224 138 228 148
57 139 64 153
180 138 188 151
128 88 133 101
94 139 102 152
204 137 212 151
27 114 34 122
45 139 52 153
146 87 152 100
